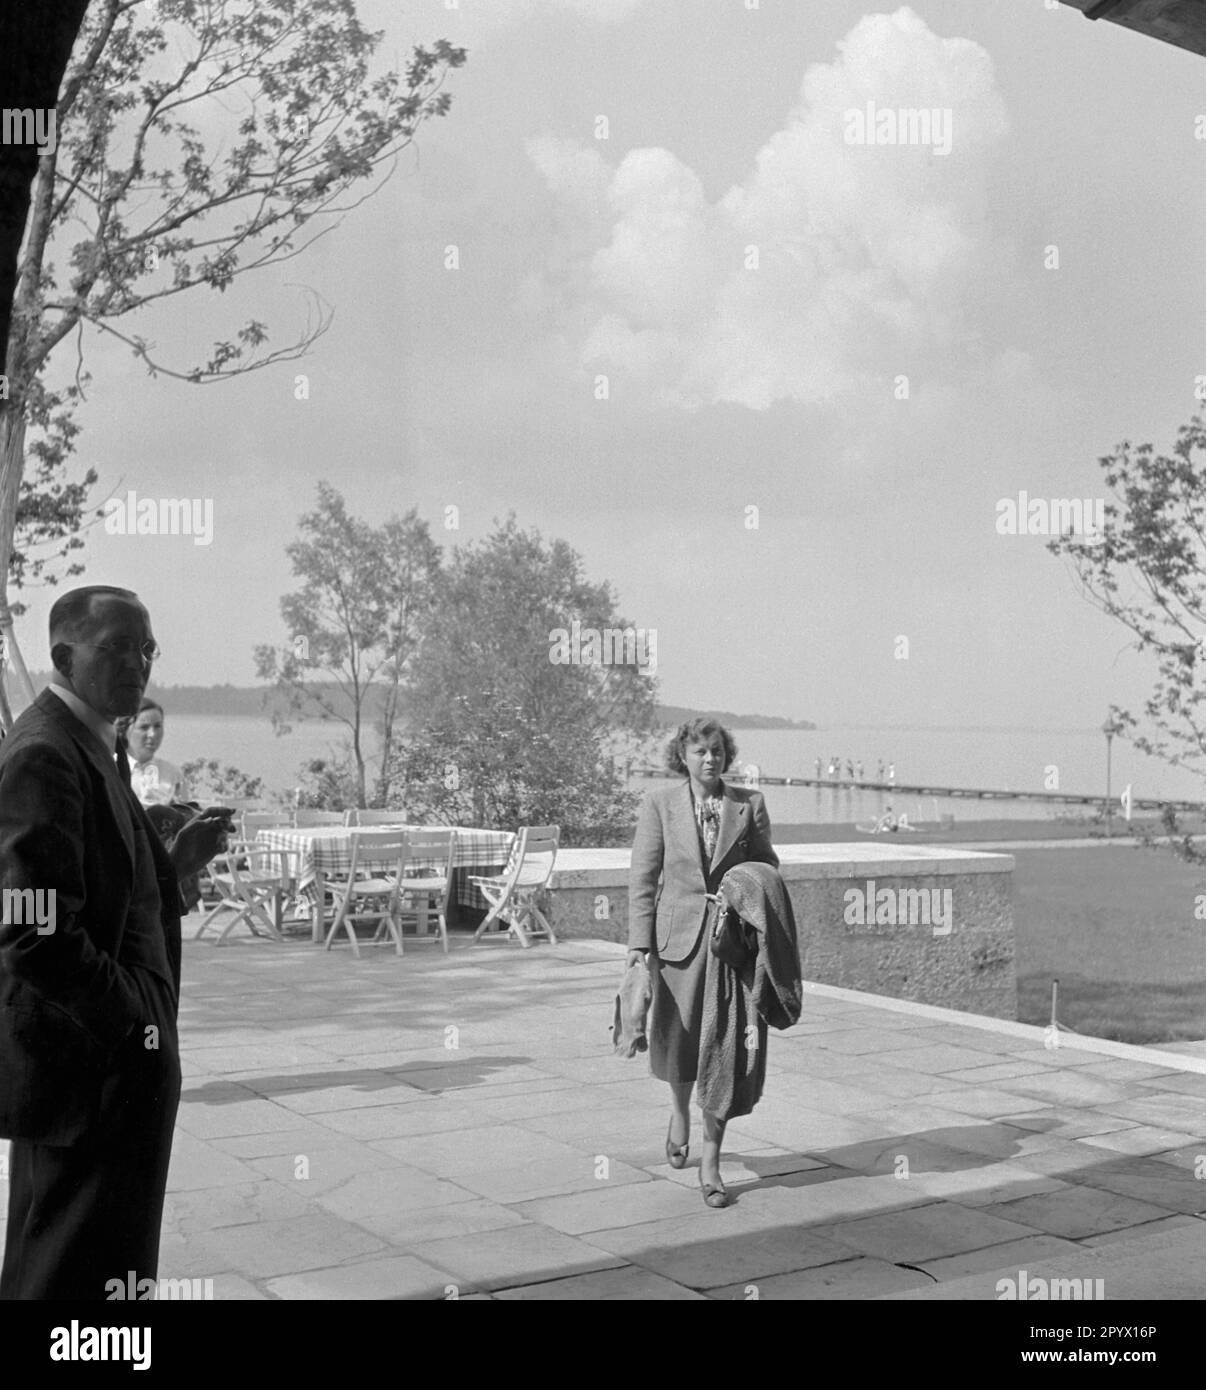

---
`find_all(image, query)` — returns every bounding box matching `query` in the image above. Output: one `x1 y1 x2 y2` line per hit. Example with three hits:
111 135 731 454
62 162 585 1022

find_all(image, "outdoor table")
255 823 515 943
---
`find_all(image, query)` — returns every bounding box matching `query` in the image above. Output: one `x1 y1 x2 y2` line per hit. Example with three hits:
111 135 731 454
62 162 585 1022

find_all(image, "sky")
14 0 1206 729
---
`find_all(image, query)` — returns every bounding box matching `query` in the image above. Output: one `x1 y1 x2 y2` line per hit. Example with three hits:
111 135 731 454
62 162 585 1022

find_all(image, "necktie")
116 740 133 787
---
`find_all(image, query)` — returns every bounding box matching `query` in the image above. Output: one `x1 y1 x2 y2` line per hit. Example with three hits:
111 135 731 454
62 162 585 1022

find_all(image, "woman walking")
627 717 779 1208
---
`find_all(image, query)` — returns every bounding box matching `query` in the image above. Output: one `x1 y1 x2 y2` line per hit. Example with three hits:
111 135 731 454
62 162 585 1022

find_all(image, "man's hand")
169 807 234 880
626 948 650 969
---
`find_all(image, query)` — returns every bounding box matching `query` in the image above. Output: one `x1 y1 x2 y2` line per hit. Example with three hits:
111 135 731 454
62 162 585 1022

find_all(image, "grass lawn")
1011 844 1206 1045
775 820 1206 1045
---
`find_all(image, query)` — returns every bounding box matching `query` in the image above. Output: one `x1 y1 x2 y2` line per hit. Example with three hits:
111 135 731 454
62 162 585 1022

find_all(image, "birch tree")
254 481 441 808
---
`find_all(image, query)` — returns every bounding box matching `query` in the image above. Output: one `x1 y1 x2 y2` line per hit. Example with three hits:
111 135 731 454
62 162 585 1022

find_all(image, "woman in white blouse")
126 697 189 805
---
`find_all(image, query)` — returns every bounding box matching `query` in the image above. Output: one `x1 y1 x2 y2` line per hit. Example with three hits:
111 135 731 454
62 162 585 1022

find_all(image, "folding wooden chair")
194 809 290 906
194 840 292 944
233 810 306 919
324 829 409 958
469 826 559 947
376 828 456 954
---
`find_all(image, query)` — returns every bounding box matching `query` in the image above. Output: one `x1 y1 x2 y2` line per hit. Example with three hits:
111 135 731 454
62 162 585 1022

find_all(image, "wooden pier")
631 769 1206 814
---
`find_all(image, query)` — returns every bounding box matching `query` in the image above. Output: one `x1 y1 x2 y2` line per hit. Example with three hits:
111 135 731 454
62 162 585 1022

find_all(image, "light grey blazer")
627 780 778 963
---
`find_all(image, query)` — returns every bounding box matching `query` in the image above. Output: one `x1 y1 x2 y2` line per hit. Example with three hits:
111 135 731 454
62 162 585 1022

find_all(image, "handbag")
709 894 756 974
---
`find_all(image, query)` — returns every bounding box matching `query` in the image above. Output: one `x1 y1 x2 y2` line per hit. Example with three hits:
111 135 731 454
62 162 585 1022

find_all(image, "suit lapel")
671 780 706 875
37 689 136 874
710 784 748 870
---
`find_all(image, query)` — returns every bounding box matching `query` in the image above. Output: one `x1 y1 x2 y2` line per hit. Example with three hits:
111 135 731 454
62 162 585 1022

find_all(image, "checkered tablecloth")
255 824 514 909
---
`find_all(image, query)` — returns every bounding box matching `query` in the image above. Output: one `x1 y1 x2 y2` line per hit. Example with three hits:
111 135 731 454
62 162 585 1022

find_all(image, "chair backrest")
221 842 283 887
346 808 408 827
401 828 457 873
507 825 560 890
345 828 410 879
241 810 293 837
293 809 346 827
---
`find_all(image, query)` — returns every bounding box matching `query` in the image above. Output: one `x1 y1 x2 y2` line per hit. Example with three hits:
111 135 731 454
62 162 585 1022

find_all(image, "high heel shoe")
665 1121 689 1170
699 1172 729 1209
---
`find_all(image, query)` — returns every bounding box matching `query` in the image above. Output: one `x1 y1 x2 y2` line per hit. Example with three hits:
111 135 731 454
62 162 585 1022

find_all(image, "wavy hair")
665 718 737 776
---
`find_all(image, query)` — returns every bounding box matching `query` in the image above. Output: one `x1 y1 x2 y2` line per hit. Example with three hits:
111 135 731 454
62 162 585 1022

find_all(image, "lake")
160 716 1206 826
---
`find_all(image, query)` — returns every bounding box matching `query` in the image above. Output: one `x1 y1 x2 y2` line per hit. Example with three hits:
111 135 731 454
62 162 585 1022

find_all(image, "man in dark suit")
0 585 228 1299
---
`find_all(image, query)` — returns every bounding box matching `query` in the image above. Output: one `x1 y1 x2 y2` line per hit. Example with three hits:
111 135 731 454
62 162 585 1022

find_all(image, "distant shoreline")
21 676 816 730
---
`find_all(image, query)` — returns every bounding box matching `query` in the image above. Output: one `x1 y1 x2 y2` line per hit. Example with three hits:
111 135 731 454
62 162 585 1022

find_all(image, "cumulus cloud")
525 7 1011 409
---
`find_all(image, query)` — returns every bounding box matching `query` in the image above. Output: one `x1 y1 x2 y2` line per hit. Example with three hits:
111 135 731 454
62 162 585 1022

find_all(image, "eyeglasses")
73 639 161 664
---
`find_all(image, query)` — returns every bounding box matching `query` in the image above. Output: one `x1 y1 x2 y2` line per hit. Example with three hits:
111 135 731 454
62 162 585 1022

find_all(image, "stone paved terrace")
3 928 1205 1300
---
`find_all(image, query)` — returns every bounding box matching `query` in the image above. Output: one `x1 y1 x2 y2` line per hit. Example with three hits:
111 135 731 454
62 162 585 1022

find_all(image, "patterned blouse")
691 784 724 863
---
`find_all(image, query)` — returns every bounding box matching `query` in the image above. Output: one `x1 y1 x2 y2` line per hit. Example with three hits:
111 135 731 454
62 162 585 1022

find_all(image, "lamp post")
1102 715 1122 839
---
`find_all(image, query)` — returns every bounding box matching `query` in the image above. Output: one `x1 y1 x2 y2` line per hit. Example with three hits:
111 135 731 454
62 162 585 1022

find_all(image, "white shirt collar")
47 683 117 755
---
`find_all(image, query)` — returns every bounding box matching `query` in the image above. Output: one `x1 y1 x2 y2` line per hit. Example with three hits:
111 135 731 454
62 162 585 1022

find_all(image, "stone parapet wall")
546 843 1016 1019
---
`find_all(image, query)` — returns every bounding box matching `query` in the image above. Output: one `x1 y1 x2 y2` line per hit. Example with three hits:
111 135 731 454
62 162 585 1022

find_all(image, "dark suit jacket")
0 689 182 1144
627 780 778 962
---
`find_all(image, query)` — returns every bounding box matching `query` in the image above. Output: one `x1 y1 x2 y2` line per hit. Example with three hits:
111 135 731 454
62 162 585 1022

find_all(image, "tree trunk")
0 406 34 727
351 716 367 809
378 679 399 807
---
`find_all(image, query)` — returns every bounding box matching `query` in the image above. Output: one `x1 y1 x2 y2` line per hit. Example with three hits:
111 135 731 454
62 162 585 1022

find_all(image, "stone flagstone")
117 923 1206 1299
405 1223 627 1293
